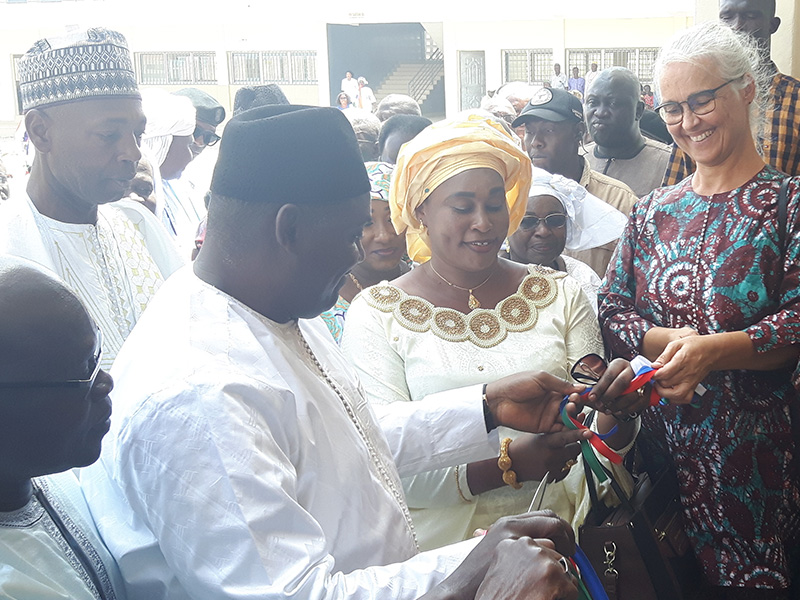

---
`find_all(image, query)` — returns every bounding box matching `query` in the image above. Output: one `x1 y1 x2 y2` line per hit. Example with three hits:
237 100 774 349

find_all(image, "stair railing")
407 49 444 104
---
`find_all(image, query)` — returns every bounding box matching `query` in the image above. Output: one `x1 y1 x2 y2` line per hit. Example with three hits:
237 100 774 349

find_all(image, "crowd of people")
0 1 798 599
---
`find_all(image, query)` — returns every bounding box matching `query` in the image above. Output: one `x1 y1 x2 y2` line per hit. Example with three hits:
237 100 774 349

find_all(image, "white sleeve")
111 381 481 600
343 295 498 507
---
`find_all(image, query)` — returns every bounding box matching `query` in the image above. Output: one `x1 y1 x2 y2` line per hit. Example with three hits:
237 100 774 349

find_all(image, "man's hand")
476 538 579 600
584 358 651 417
485 372 584 434
421 511 577 600
510 431 590 483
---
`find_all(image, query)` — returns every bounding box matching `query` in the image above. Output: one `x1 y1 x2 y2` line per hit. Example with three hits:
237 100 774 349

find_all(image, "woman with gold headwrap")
341 113 645 550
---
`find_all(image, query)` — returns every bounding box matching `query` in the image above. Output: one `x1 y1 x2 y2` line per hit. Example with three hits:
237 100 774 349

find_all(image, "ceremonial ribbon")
571 545 609 600
559 396 620 482
559 355 656 482
624 355 704 407
559 355 706 482
627 355 662 406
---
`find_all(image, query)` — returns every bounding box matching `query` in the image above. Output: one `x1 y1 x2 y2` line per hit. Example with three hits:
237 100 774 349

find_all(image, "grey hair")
654 21 770 143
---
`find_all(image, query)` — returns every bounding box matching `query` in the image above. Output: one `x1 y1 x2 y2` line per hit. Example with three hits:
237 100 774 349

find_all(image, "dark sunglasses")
570 353 608 385
519 213 568 231
193 127 221 147
0 331 103 390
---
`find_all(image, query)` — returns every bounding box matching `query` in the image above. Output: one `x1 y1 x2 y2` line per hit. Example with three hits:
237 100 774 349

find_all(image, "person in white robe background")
83 104 642 600
139 89 197 254
0 28 183 369
0 257 125 600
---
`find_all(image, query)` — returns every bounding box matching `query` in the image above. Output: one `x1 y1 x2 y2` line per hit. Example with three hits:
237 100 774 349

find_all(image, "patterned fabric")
365 161 394 201
598 166 800 588
363 266 561 349
663 70 800 185
320 296 350 344
0 472 123 600
18 28 139 111
40 206 168 369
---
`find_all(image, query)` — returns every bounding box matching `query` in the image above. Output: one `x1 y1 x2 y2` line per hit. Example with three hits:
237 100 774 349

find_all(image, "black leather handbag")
577 413 702 600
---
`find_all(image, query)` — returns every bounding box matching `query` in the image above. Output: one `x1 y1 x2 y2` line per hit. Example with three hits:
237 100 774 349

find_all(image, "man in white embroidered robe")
0 29 182 369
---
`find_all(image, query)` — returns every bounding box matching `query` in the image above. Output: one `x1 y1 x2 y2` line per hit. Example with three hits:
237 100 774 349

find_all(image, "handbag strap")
778 177 790 257
775 179 800 454
582 410 635 514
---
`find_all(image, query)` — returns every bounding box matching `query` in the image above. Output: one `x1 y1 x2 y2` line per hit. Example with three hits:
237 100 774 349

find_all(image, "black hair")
378 115 432 157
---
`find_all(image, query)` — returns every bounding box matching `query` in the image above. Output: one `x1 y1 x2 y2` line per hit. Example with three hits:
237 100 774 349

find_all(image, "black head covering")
173 88 226 126
211 105 369 204
233 84 290 115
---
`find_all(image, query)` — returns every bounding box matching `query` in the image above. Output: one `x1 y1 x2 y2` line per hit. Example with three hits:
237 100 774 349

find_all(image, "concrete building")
0 0 796 136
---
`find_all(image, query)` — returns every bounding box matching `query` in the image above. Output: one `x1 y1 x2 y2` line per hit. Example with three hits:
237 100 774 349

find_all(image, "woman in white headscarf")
505 168 628 313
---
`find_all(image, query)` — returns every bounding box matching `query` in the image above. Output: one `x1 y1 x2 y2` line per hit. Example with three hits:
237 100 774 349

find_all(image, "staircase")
375 51 444 109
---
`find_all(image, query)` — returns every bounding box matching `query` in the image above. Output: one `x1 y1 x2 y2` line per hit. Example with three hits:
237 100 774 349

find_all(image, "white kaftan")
81 266 499 600
341 265 635 550
0 471 126 600
562 255 602 314
0 193 183 368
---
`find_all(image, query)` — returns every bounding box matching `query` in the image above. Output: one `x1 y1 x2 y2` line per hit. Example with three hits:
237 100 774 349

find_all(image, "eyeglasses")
655 78 740 125
0 331 103 390
193 127 221 147
570 353 608 385
519 213 568 231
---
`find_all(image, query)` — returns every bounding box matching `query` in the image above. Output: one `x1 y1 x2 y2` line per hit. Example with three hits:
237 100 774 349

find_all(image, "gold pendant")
468 292 481 310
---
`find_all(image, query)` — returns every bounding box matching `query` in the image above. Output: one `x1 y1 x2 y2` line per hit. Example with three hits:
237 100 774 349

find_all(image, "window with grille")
136 52 217 85
566 49 602 76
228 51 317 85
502 49 553 85
567 47 661 87
636 48 659 86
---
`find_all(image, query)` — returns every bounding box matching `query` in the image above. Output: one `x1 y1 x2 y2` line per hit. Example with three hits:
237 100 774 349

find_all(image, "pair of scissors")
527 471 550 513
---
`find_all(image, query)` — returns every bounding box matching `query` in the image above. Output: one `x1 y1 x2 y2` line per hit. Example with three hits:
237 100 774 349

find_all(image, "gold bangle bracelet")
498 437 523 490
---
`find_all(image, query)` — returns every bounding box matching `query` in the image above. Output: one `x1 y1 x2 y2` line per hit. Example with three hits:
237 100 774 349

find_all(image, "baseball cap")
512 88 583 127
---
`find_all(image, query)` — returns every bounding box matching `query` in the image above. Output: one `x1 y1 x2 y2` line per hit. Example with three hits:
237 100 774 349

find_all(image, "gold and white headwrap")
390 112 532 263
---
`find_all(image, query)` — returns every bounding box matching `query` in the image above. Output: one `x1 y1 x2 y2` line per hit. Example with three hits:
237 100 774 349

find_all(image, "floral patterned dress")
599 166 800 589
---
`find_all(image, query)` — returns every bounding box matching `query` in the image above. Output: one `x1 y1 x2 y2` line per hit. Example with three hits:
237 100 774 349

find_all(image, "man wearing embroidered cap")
84 104 641 600
0 28 183 369
513 87 637 277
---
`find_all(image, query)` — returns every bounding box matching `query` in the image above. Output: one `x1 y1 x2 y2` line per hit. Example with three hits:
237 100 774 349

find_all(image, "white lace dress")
343 264 635 550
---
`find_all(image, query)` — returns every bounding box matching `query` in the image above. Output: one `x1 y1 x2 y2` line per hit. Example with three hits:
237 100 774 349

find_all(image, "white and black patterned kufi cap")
18 27 140 112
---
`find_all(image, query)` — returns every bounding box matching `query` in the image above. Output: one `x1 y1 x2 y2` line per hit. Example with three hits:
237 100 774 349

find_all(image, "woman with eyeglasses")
342 113 647 551
599 22 800 598
504 169 627 313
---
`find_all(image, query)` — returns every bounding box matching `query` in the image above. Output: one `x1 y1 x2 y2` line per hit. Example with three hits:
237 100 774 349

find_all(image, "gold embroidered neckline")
364 265 564 348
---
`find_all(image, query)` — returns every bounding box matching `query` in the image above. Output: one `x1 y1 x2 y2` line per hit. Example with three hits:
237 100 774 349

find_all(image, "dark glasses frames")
193 127 221 147
655 77 740 125
570 353 608 385
520 213 568 231
0 331 103 390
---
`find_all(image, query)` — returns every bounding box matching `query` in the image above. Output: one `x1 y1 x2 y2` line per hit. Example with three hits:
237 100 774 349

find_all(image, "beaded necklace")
293 323 419 549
